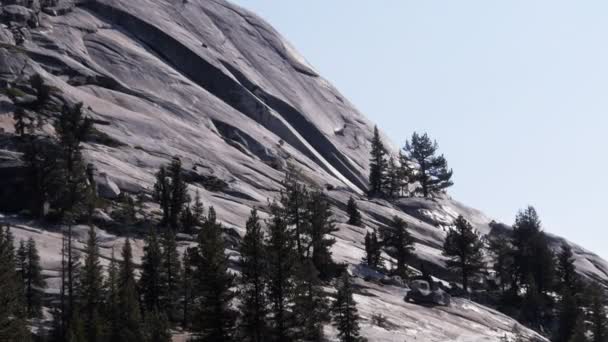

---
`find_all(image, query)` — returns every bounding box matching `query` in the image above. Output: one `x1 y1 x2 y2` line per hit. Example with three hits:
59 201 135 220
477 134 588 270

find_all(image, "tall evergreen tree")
0 225 31 342
368 126 388 197
192 207 236 342
397 150 413 197
555 243 582 342
364 230 381 269
59 225 82 341
117 238 144 342
281 165 310 260
511 207 555 295
23 137 63 218
181 247 196 330
22 238 44 318
384 157 400 199
293 260 329 341
487 234 515 294
307 190 338 278
161 230 182 322
332 272 364 342
55 102 93 217
80 227 104 342
142 310 171 342
168 157 190 230
140 228 164 313
103 249 121 342
403 132 453 198
588 284 607 342
346 196 362 227
442 215 484 293
380 216 415 277
238 209 269 342
153 166 171 226
265 202 297 341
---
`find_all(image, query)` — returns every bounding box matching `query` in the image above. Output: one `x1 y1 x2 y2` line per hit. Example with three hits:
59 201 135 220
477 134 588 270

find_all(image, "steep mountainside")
0 0 606 340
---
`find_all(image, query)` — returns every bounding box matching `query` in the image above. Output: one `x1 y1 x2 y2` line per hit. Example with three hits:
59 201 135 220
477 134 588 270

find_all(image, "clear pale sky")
232 0 608 259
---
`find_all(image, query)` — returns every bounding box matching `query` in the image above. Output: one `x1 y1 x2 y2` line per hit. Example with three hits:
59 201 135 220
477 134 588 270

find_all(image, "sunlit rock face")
0 0 605 340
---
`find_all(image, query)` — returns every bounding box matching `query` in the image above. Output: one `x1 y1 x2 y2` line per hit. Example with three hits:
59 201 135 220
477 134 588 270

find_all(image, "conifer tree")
168 157 190 230
140 228 164 313
23 137 63 218
13 107 27 137
332 272 364 342
59 225 81 340
265 202 297 341
569 316 588 342
557 290 581 342
364 230 381 269
403 132 453 198
192 190 205 226
104 249 121 342
161 230 182 322
117 238 144 342
181 247 196 330
55 102 93 217
281 165 310 260
368 126 388 197
192 207 236 342
29 73 51 110
487 234 515 294
238 209 268 342
80 227 104 342
384 157 400 199
442 215 484 293
154 166 171 226
381 216 414 277
0 225 31 342
557 243 580 295
307 190 338 278
588 284 607 342
293 260 329 341
143 310 171 342
397 150 413 197
555 243 582 342
346 196 362 227
511 207 555 295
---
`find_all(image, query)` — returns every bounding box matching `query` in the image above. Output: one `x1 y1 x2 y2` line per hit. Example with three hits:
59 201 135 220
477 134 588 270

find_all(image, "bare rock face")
0 1 605 340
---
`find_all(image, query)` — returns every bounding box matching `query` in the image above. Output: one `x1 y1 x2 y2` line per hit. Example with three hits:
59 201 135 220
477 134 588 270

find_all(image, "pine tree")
80 227 104 342
557 290 581 342
0 225 31 342
13 107 28 137
332 272 364 342
143 310 171 342
59 225 81 340
29 73 51 110
403 132 453 198
293 260 329 341
238 209 268 342
161 230 182 322
22 238 44 318
281 165 310 260
192 207 236 342
117 238 144 342
569 316 588 342
364 230 381 269
511 207 555 295
588 284 607 342
265 202 297 341
381 216 415 277
346 196 362 227
307 190 338 279
487 234 515 294
168 157 190 230
368 126 388 197
397 150 413 197
192 190 205 226
140 228 164 313
384 157 400 199
22 137 63 218
103 249 121 342
55 102 93 218
557 243 580 295
181 247 196 330
442 215 484 293
153 166 171 226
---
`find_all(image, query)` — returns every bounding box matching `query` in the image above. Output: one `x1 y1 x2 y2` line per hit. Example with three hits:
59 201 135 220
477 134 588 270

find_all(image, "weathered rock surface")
0 0 605 340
